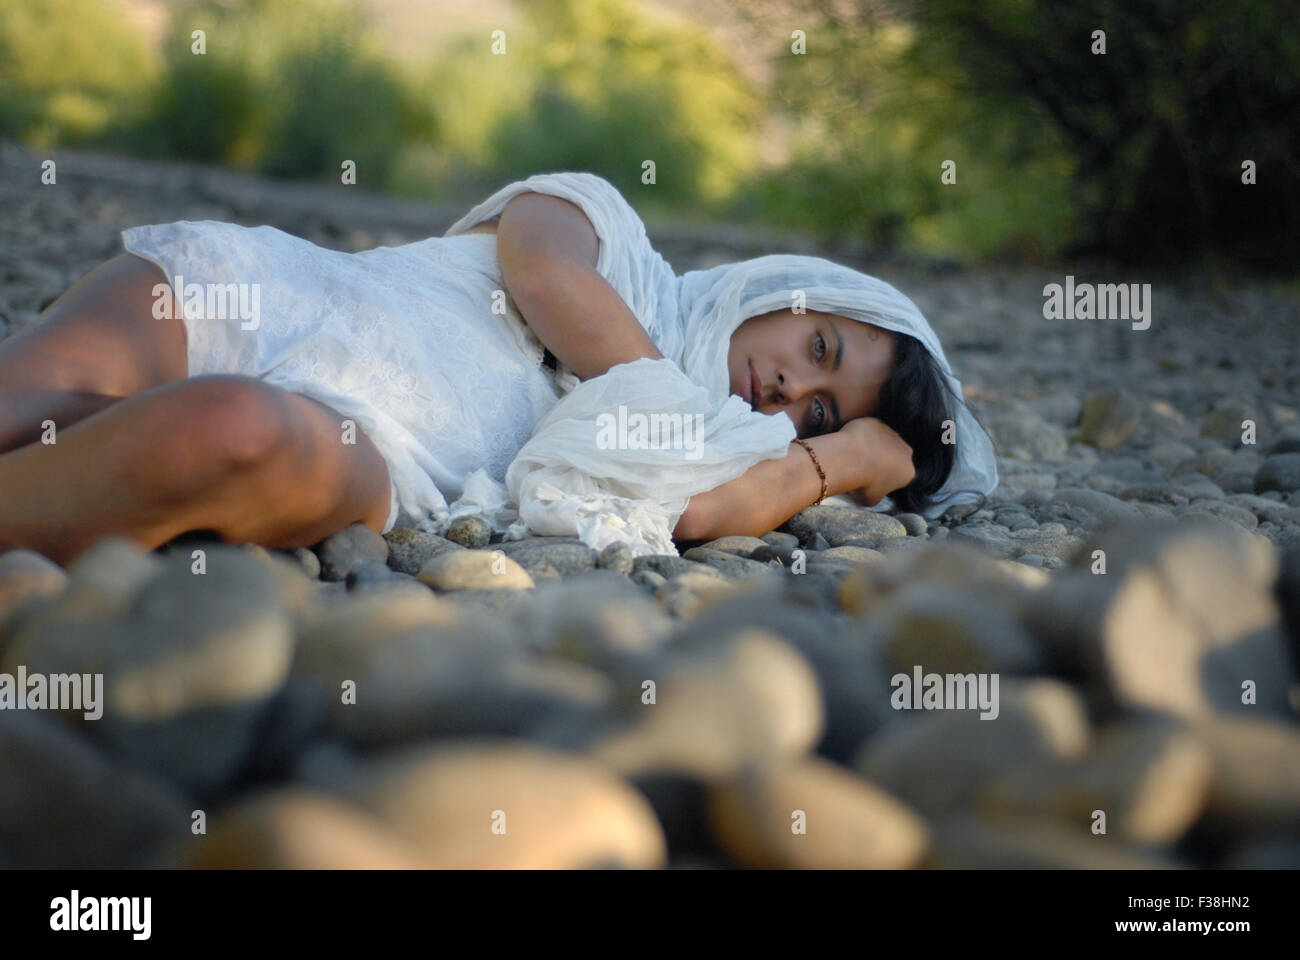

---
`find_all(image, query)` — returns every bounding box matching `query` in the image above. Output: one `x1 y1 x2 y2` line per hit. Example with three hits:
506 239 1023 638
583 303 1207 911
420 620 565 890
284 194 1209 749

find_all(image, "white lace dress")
119 173 681 535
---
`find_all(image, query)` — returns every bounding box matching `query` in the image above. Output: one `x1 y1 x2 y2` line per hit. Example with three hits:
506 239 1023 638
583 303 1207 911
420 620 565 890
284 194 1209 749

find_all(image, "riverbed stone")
340 740 668 868
1078 387 1142 449
315 523 388 582
782 505 907 547
417 549 534 592
1254 453 1300 494
382 527 462 576
707 757 928 869
446 515 492 548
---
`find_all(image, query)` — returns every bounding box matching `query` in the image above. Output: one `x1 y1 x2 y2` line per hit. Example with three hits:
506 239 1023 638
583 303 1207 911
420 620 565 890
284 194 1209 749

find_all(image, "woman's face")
727 308 896 438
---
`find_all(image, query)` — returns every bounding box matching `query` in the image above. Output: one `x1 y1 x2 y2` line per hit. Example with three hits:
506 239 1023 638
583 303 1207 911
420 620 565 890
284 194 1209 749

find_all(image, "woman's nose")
776 370 807 403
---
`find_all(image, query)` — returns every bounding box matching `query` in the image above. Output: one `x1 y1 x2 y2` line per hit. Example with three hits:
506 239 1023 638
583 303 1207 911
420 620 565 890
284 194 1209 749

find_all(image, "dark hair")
873 332 963 514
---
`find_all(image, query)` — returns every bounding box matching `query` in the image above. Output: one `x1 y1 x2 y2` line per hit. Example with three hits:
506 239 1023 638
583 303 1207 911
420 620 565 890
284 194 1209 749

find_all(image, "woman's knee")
166 375 296 473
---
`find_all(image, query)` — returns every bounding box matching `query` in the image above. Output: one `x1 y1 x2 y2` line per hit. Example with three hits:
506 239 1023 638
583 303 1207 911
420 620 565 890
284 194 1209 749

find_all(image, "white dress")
121 174 668 535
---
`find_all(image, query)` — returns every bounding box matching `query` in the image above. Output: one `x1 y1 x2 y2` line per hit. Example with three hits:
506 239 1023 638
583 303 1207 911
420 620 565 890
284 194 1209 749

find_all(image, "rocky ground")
1 142 1299 868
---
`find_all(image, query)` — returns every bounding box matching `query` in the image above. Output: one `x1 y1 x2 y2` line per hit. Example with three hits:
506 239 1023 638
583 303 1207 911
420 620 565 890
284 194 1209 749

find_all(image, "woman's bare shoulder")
461 215 500 236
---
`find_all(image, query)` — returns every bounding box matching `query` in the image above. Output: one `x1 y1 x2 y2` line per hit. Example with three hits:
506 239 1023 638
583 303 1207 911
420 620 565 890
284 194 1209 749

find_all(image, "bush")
0 0 158 146
907 0 1300 267
421 0 762 212
128 0 431 182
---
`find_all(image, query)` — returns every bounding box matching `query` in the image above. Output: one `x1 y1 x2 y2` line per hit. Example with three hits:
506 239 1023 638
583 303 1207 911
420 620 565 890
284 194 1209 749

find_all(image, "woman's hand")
673 417 916 541
835 417 916 507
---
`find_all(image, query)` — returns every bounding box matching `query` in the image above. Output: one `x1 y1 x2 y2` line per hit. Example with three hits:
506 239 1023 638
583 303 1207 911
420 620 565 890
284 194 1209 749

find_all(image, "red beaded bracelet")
792 438 828 505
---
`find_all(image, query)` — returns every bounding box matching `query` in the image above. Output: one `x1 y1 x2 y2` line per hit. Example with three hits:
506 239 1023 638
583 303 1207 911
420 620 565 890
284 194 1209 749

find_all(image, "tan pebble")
344 740 667 868
417 549 534 591
178 789 420 869
708 756 928 868
590 629 824 780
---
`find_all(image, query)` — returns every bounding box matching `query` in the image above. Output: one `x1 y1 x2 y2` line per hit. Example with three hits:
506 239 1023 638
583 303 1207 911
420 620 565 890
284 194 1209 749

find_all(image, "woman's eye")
813 333 827 362
811 399 826 430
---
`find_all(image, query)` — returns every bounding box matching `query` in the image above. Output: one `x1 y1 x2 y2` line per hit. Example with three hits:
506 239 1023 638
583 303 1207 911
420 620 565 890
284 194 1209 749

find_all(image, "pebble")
654 570 737 618
1008 522 1081 560
632 554 711 580
446 514 492 548
947 522 1020 559
315 523 388 581
682 546 777 580
854 679 1090 816
294 606 606 748
630 569 668 591
817 544 886 564
175 789 420 868
297 582 463 648
1193 716 1300 833
586 629 824 781
1200 396 1256 447
697 535 770 556
986 405 1068 460
382 527 462 576
596 541 634 574
782 505 907 547
1022 517 1291 719
870 583 1043 675
0 711 191 867
1254 453 1300 494
340 741 668 868
707 757 928 868
1046 487 1144 526
759 531 800 563
927 815 1177 869
678 591 895 761
525 574 669 670
1180 498 1259 530
0 549 66 622
978 719 1213 844
290 546 321 579
417 549 535 592
894 513 929 537
1077 387 1142 449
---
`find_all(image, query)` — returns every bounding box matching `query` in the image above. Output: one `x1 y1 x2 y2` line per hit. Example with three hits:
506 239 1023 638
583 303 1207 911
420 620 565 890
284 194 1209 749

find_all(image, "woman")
0 172 997 563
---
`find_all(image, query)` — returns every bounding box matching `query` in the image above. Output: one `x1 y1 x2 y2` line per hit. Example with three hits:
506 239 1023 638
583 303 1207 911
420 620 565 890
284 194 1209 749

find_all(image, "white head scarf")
663 253 999 518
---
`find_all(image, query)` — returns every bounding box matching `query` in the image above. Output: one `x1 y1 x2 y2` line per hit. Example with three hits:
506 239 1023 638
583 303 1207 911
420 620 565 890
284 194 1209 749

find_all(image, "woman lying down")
0 171 998 564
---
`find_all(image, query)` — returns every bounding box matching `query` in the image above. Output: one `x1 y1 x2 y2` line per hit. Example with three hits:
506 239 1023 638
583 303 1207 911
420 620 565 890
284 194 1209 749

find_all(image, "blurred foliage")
1 0 1294 266
904 0 1300 267
0 0 159 147
740 0 1298 266
124 0 434 182
416 0 761 210
740 13 1078 260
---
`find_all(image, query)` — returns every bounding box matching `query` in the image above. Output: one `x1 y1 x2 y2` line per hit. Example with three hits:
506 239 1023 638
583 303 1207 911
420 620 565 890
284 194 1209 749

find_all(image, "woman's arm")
674 418 917 541
495 192 663 380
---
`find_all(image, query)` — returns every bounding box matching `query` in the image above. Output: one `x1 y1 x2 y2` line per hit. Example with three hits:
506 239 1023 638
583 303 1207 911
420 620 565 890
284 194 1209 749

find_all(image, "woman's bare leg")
0 253 187 453
0 375 393 565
